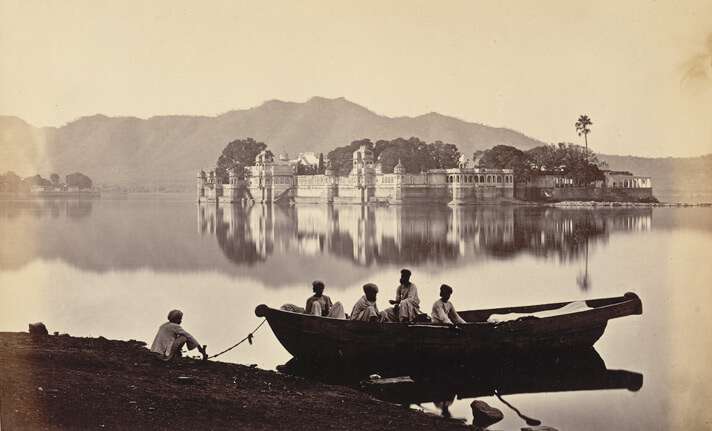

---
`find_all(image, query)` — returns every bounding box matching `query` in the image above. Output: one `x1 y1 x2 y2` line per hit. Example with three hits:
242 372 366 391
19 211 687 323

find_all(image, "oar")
494 389 542 427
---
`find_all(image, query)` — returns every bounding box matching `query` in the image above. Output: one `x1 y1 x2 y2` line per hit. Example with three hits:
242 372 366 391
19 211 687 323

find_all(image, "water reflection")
281 348 642 428
0 199 93 220
0 199 655 290
200 204 652 269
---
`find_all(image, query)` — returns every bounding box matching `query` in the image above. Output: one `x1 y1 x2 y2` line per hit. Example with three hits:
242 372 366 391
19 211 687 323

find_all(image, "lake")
1 197 711 430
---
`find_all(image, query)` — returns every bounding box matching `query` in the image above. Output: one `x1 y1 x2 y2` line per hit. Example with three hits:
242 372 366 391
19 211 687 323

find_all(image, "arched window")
497 175 502 183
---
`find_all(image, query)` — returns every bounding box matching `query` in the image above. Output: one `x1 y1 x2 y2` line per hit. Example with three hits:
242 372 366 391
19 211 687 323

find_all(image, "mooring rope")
207 319 267 359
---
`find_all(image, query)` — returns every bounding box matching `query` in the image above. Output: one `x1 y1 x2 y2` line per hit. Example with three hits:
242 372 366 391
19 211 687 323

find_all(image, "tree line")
213 136 461 181
326 137 460 176
0 171 93 193
213 112 604 186
476 143 607 185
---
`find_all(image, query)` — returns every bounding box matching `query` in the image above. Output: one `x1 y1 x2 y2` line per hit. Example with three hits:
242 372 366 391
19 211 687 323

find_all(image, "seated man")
305 280 345 319
384 269 421 322
431 284 467 325
350 283 389 322
150 309 206 361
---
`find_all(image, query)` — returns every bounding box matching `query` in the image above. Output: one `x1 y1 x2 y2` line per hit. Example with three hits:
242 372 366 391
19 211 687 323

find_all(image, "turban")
440 284 453 294
167 309 183 322
363 283 379 294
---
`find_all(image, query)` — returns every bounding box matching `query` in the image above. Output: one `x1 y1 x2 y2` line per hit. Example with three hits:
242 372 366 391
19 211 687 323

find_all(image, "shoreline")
544 200 712 208
0 331 469 430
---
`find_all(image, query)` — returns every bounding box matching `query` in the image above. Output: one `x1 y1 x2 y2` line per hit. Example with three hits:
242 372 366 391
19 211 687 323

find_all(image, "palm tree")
575 115 593 153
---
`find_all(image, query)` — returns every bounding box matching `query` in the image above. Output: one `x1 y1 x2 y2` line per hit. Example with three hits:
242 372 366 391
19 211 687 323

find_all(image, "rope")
207 319 267 359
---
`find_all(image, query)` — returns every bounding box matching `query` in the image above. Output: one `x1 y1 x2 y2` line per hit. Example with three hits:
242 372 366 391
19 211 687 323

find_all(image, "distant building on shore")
197 144 514 205
515 169 654 202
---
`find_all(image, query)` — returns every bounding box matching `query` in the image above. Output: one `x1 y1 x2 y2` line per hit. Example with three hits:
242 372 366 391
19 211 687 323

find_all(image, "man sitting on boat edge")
350 283 389 322
279 280 346 319
306 280 345 319
431 284 467 325
383 269 421 323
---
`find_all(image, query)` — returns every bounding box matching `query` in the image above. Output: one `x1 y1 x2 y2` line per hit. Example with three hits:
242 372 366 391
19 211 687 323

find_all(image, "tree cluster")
327 137 460 176
477 143 607 185
65 172 93 189
216 138 269 182
0 171 93 192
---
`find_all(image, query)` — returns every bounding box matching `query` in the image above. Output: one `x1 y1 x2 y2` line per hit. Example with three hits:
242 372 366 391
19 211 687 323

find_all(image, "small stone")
176 376 195 384
29 323 49 337
471 400 503 428
37 387 44 392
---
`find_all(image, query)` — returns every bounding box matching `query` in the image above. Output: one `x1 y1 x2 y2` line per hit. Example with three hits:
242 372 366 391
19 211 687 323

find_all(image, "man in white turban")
150 309 206 361
431 284 467 325
350 283 389 322
384 269 421 322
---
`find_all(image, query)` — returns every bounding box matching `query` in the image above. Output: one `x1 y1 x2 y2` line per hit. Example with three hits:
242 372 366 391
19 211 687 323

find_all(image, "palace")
197 144 514 205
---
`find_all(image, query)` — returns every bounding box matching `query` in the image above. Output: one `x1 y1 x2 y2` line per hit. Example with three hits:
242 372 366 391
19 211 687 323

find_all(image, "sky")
1 0 711 157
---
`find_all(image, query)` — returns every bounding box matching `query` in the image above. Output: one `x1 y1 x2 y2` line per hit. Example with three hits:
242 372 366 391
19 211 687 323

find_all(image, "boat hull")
255 292 642 363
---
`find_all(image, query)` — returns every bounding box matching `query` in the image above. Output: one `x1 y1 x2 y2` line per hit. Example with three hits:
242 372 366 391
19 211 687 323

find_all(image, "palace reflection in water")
198 204 652 269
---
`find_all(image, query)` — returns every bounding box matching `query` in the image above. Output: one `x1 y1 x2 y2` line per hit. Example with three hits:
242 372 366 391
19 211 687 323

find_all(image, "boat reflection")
279 348 642 429
199 204 652 267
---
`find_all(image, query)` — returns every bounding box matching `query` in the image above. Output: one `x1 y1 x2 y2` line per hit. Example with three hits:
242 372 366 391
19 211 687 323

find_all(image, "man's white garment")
384 283 421 322
350 295 385 321
311 298 346 319
431 299 467 324
150 322 200 356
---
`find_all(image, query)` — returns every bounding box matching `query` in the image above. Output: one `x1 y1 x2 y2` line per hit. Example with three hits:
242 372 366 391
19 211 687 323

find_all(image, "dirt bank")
0 332 469 430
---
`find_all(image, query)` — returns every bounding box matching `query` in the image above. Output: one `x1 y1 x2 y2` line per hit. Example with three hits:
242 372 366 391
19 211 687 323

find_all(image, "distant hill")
0 97 544 188
1 97 710 202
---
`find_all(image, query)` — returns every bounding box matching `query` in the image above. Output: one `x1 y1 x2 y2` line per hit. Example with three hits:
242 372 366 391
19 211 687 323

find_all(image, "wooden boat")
255 292 642 363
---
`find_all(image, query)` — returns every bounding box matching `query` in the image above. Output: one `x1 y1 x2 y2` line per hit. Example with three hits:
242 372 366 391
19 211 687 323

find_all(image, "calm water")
1 197 711 430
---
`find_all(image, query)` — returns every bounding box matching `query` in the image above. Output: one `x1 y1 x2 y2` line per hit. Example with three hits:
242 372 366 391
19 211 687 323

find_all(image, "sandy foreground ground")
0 332 470 430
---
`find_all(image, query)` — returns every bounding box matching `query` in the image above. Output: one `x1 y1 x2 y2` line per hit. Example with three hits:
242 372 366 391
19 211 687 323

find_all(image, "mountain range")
0 97 544 187
1 96 710 202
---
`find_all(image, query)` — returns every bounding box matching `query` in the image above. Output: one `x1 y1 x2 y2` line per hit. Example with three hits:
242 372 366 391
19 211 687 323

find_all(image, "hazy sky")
1 0 711 157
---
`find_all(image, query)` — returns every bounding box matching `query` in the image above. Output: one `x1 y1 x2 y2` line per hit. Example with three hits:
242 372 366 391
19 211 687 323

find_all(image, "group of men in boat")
286 269 467 325
149 268 465 360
